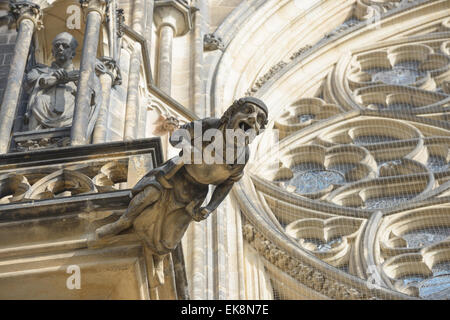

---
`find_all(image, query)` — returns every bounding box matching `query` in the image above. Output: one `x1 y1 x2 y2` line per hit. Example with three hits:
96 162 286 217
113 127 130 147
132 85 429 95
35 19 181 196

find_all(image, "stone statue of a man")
94 97 269 284
25 32 101 132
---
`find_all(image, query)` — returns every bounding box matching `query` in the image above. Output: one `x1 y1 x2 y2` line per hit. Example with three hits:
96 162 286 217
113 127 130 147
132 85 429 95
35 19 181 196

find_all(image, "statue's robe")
26 62 77 130
26 62 102 136
131 118 247 255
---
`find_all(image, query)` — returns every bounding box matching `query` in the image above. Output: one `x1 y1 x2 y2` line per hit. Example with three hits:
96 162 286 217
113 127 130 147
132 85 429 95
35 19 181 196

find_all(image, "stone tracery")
231 2 450 299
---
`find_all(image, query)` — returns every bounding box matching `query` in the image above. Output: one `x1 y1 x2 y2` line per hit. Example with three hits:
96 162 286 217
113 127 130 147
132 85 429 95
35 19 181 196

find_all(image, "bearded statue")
94 97 269 284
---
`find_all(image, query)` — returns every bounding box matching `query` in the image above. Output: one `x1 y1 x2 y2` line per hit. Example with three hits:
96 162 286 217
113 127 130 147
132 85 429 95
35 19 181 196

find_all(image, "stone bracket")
203 33 224 51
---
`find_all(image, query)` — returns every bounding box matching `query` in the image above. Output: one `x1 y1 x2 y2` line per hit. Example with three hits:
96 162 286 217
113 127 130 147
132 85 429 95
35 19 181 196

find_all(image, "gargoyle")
94 97 268 284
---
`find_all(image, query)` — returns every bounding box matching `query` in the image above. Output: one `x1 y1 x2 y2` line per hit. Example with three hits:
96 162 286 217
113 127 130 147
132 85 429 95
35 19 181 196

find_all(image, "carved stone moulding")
239 217 401 300
0 202 179 299
11 127 71 152
0 173 30 204
0 138 162 206
238 106 450 299
355 0 422 19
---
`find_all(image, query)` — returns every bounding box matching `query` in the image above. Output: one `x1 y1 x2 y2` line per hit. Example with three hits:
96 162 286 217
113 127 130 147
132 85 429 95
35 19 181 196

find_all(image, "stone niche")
10 0 107 150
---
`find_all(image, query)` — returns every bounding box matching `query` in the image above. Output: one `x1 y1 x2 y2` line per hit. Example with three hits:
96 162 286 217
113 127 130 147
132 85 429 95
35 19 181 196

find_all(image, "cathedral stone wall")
0 0 449 300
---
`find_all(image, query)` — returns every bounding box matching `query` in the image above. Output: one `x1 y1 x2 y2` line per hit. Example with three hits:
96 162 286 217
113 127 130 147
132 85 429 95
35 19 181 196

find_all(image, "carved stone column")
144 0 155 58
131 0 146 34
71 0 107 146
123 45 142 141
154 0 193 95
92 57 121 143
158 24 174 94
0 1 41 154
106 0 117 60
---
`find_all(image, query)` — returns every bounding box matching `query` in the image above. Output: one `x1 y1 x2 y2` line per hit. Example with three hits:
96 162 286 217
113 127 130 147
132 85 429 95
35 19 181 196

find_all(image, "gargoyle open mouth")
238 121 253 133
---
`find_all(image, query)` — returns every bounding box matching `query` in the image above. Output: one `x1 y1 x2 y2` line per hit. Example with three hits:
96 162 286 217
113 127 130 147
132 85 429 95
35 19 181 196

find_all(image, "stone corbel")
163 115 179 132
203 33 224 51
152 114 179 136
9 0 43 30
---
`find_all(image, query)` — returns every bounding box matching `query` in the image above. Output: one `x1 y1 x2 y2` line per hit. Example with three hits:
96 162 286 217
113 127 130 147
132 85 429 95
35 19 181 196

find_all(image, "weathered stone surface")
0 1 41 153
71 7 104 146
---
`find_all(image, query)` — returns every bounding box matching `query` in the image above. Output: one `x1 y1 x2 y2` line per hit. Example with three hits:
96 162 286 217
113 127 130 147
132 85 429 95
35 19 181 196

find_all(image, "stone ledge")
0 190 131 222
0 137 163 169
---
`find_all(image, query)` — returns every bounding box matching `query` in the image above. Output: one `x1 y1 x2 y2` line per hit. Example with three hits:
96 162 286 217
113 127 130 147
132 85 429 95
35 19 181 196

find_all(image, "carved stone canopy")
153 0 194 36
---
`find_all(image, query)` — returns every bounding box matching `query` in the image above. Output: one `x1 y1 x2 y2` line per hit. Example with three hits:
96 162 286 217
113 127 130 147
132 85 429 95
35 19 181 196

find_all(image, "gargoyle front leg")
190 181 234 221
95 185 161 239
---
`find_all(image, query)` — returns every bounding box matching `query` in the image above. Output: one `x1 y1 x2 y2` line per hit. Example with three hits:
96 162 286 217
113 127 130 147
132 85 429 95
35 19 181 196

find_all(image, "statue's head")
51 32 78 65
221 97 269 136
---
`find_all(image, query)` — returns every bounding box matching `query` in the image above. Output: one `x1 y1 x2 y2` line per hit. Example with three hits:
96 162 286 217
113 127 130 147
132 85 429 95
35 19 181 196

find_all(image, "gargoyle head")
220 97 268 137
